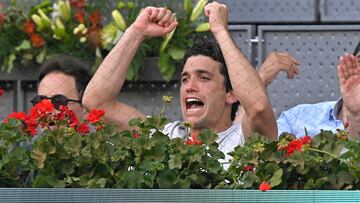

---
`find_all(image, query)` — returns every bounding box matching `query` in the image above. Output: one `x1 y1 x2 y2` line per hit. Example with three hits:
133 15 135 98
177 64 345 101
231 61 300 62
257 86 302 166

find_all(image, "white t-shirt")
162 121 245 169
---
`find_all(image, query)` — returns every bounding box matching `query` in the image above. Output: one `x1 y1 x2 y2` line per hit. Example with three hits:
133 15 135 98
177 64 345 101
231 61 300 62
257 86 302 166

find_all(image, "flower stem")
160 104 166 118
308 148 346 163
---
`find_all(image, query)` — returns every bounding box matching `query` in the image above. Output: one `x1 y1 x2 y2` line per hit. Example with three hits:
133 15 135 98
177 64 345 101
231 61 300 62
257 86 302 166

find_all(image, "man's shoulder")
284 101 337 114
163 120 186 139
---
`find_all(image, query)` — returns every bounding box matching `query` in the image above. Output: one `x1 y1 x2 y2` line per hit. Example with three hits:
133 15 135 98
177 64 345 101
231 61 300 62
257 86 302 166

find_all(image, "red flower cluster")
259 181 271 192
69 0 86 10
76 122 90 135
23 19 45 48
0 87 4 96
185 132 203 145
132 132 141 139
75 10 85 24
281 135 312 157
87 10 102 48
87 109 105 124
70 0 102 48
0 13 4 27
243 165 254 172
4 99 105 136
89 11 101 27
86 109 105 132
4 112 27 122
0 2 4 27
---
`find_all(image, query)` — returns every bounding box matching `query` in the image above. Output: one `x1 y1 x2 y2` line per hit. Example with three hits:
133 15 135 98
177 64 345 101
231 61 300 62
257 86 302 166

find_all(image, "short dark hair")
182 36 240 121
38 55 92 100
353 41 360 56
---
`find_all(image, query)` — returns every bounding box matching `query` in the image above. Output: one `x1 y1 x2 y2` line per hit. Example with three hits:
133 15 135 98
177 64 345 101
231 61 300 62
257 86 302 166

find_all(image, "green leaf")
62 162 75 175
168 47 185 60
12 147 26 160
157 170 179 188
30 147 47 169
206 159 222 173
184 0 192 19
96 178 107 188
144 143 166 162
6 53 16 73
169 154 182 169
242 172 258 188
36 48 46 64
123 171 143 188
198 129 218 145
195 23 210 32
269 168 283 187
15 40 31 51
63 134 82 156
160 27 176 52
337 171 353 185
81 145 92 159
158 51 176 81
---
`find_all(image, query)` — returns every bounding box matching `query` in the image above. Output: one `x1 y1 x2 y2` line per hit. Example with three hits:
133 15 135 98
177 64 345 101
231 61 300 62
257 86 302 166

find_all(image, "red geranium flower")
67 110 79 128
286 139 303 157
23 19 36 34
75 10 85 23
89 10 101 26
69 0 86 9
0 13 4 27
185 131 203 145
0 87 4 96
76 122 90 135
32 99 54 117
259 181 271 192
4 112 28 123
243 165 254 172
301 135 311 145
30 33 45 48
25 116 38 136
87 109 105 124
132 132 141 139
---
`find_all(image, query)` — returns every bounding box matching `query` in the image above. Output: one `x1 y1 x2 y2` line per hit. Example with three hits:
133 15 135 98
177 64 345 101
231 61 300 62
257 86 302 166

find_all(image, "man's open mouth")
185 98 204 112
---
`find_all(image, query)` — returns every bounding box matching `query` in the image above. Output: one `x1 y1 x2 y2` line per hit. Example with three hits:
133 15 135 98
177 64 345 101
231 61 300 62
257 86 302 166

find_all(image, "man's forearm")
83 26 144 109
213 30 277 138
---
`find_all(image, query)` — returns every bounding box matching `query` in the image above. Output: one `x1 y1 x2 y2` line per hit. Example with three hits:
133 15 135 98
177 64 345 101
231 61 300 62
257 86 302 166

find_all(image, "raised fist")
132 7 178 37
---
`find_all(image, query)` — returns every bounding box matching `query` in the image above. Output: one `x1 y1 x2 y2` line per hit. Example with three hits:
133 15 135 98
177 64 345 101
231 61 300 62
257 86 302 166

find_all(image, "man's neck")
192 121 233 134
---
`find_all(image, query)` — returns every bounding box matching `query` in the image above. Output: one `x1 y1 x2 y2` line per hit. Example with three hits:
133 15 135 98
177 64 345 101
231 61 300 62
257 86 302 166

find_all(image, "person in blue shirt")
276 43 360 139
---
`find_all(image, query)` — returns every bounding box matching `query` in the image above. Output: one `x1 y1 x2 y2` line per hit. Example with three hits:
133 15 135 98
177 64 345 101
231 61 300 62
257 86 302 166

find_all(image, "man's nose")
185 78 198 92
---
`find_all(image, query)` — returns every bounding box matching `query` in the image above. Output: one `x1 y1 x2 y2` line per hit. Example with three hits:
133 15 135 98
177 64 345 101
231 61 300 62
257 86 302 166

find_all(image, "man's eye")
200 76 209 81
181 77 189 83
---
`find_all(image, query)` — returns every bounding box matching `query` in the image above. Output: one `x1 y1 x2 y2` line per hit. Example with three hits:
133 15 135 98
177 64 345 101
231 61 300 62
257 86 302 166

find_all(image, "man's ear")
226 91 238 104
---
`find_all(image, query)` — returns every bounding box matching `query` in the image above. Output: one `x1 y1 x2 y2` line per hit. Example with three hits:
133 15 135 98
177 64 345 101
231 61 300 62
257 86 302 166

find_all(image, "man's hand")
338 53 360 116
132 7 178 37
204 1 228 34
258 52 299 86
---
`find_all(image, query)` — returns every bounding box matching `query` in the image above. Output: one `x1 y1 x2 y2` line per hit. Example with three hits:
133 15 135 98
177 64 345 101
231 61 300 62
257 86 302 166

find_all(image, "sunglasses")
30 94 81 109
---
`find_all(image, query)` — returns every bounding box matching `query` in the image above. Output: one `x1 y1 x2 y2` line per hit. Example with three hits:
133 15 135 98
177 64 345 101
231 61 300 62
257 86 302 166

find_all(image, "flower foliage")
220 131 360 190
0 0 209 81
2 91 360 189
0 98 225 188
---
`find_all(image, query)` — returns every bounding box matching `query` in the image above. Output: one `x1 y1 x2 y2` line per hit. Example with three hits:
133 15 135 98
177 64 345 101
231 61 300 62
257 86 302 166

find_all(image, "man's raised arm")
204 2 277 139
338 54 360 140
83 7 178 130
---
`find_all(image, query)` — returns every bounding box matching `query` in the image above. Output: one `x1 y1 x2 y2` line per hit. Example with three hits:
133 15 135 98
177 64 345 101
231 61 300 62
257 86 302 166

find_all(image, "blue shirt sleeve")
277 110 293 137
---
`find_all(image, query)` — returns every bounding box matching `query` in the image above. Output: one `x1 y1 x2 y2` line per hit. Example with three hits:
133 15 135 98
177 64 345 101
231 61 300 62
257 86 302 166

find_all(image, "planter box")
0 189 359 202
